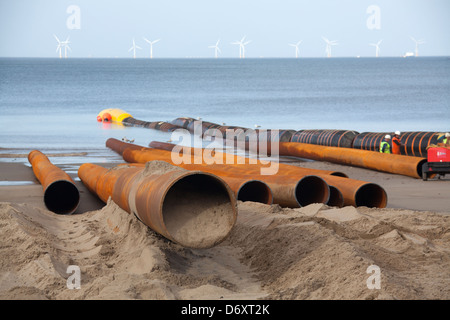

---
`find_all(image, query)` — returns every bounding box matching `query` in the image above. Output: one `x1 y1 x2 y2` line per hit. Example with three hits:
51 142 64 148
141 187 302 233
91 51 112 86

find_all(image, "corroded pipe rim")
354 182 388 208
44 179 80 215
295 175 330 207
327 185 344 208
154 170 238 249
236 179 274 205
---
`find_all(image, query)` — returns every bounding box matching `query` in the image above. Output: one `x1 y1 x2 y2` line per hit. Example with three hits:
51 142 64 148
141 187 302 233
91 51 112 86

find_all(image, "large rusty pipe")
121 157 328 208
120 141 386 208
278 142 427 179
106 137 147 155
327 186 344 208
28 150 80 214
78 161 237 249
112 138 275 205
317 174 388 208
116 162 273 205
223 177 273 204
117 145 330 208
148 140 348 178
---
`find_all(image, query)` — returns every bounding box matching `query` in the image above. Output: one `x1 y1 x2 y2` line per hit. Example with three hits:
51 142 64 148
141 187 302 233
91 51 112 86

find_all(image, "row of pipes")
98 109 447 158
27 150 238 249
97 109 438 179
27 135 389 248
106 138 388 209
166 116 444 158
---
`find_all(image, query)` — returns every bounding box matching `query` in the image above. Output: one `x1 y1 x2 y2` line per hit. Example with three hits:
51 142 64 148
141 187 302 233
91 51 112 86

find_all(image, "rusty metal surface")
278 142 426 179
27 150 80 214
115 142 330 208
78 162 237 248
114 140 387 208
148 140 348 177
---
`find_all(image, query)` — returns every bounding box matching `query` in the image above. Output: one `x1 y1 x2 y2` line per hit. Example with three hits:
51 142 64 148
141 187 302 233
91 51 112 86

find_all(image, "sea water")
1 57 449 155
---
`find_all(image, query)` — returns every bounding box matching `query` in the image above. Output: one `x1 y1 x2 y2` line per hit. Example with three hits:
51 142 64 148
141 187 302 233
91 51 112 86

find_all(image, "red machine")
422 147 450 180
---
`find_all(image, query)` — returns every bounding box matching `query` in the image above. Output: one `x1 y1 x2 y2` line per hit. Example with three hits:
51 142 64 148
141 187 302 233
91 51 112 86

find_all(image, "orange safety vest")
392 136 401 154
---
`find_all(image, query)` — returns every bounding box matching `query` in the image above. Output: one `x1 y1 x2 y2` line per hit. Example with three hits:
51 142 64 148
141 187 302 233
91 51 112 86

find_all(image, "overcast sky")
1 0 449 58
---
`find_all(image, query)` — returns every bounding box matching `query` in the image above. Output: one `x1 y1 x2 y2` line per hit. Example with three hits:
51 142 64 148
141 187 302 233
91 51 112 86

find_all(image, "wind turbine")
54 35 63 58
143 37 160 59
231 36 251 58
62 37 71 58
369 39 382 57
289 40 303 58
231 37 244 58
128 38 142 59
241 38 251 58
322 36 338 58
410 36 425 57
208 39 221 58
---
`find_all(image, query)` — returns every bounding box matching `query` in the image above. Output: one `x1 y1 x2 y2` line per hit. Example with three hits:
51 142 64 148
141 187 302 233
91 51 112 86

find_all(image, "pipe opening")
237 180 273 205
330 171 349 178
417 159 427 178
44 180 80 215
355 183 387 208
295 175 330 207
327 186 344 208
162 173 236 249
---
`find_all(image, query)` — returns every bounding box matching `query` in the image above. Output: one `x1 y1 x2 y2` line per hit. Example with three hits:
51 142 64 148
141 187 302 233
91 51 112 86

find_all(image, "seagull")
254 124 261 128
122 137 134 143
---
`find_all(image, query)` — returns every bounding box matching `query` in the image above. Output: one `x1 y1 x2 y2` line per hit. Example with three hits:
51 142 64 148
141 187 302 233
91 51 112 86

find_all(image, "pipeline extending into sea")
98 108 447 159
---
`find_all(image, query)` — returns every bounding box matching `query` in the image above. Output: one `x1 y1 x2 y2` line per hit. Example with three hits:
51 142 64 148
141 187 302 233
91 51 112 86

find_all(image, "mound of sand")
0 199 449 300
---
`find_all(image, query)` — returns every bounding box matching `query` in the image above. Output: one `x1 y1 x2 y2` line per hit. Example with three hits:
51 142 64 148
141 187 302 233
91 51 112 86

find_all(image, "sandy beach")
0 149 449 300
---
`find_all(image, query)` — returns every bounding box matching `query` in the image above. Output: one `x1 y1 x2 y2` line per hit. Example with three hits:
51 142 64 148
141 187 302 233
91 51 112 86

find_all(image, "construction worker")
437 132 450 146
392 131 403 155
380 135 391 154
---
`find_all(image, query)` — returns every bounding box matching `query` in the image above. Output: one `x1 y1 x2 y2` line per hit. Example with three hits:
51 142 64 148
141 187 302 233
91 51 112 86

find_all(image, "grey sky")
0 0 449 58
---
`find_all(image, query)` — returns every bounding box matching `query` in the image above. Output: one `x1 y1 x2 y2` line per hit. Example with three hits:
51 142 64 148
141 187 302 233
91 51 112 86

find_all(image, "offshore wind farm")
51 34 429 59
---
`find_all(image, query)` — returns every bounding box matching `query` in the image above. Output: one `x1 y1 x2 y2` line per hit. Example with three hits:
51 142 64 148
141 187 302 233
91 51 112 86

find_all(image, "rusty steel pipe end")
146 169 238 249
354 183 388 208
28 150 80 215
295 175 330 207
416 159 428 178
236 180 274 205
44 179 80 215
327 186 344 208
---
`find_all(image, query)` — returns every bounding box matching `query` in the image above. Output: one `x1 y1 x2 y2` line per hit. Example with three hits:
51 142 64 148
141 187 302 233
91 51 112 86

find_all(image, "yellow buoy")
97 109 133 123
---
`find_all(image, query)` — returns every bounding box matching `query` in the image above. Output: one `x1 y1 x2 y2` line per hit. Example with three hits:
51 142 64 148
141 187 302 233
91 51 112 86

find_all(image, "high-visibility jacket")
437 135 448 145
392 137 401 154
380 141 391 153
